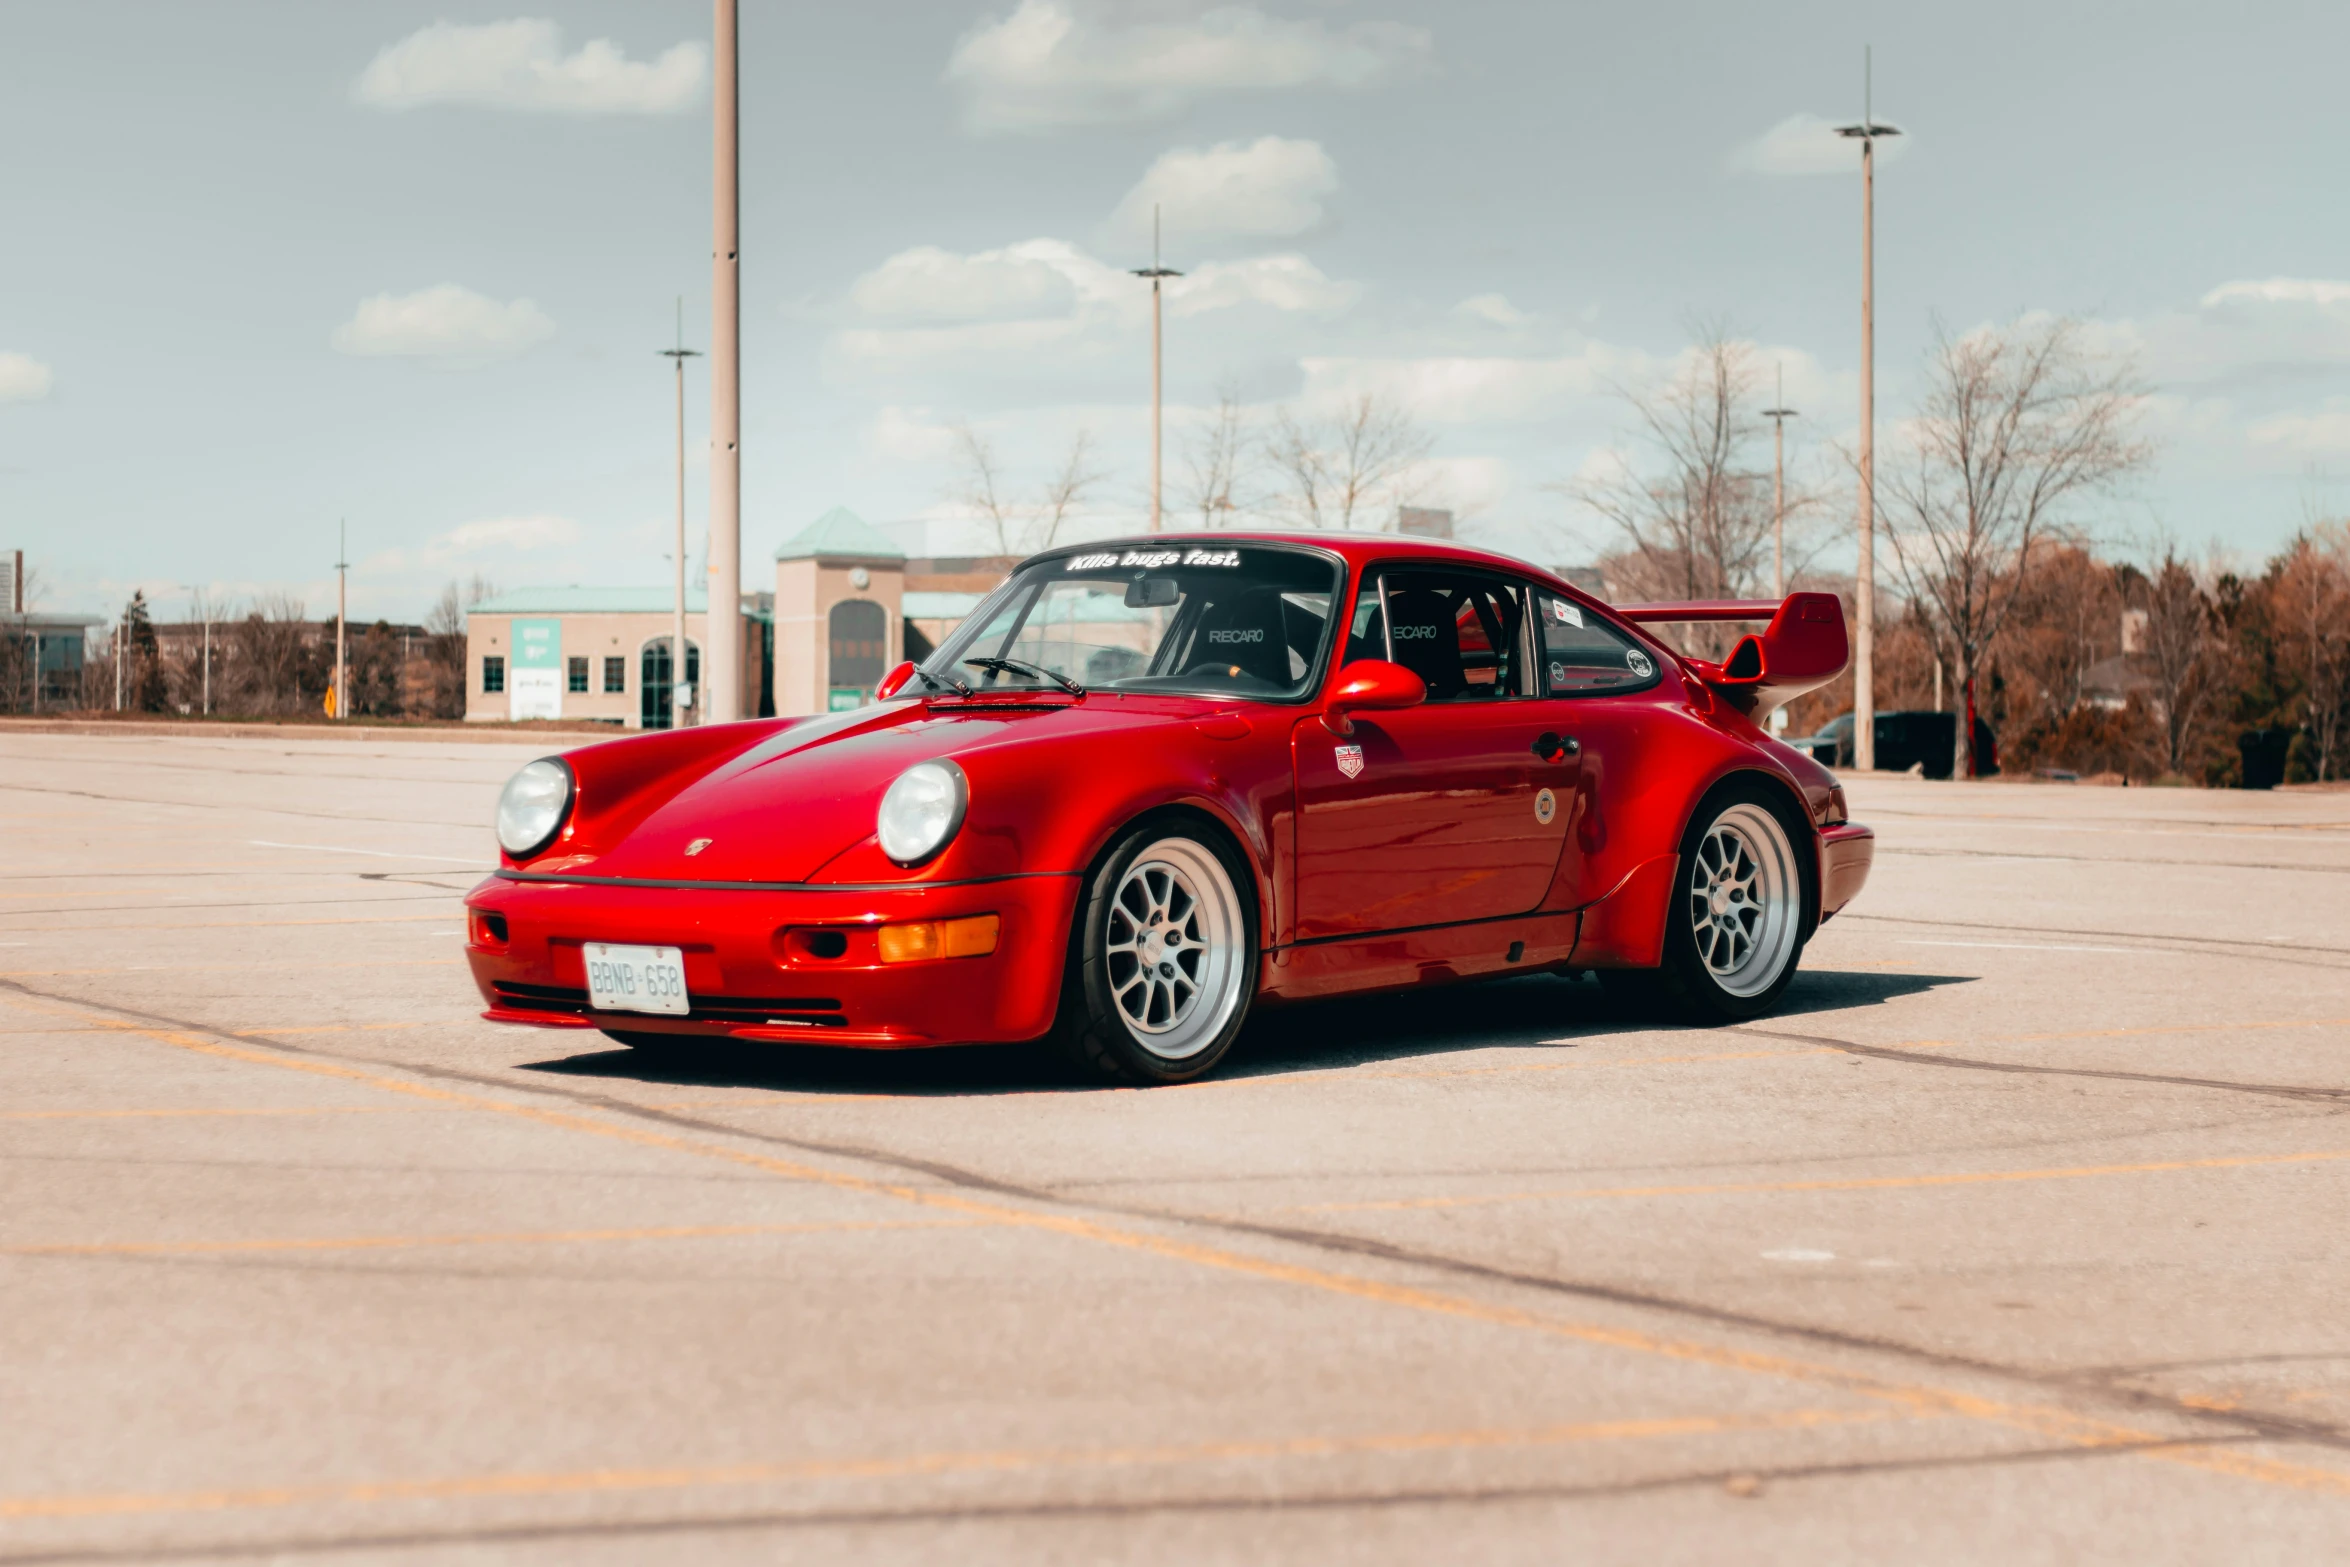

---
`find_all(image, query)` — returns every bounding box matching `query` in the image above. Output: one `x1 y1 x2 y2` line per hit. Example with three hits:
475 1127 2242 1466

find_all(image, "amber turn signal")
876 913 1000 964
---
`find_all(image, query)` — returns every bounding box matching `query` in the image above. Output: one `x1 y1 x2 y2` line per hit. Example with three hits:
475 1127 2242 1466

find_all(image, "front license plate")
582 943 690 1015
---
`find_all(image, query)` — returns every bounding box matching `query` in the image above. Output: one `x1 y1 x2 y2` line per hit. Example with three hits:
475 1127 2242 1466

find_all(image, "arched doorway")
827 599 887 709
639 637 700 730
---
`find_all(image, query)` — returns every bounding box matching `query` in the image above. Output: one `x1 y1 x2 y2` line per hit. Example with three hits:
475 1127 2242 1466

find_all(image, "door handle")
1532 732 1579 761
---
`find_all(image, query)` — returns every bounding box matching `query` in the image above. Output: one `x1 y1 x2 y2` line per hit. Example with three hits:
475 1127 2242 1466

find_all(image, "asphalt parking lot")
4 727 2349 1564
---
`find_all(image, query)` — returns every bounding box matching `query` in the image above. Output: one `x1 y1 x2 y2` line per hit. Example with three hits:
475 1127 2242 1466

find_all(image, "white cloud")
1107 136 1337 250
331 285 556 363
0 352 52 402
354 18 706 115
1172 253 1359 316
849 246 1078 322
2201 278 2350 310
1452 293 1528 329
945 0 1431 133
1728 113 1908 177
2245 400 2350 455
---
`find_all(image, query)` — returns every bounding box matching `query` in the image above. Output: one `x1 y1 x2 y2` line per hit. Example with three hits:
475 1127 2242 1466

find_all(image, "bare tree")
1878 317 2149 776
948 425 1104 555
1266 390 1434 531
2271 522 2350 780
2136 546 2222 777
423 575 496 720
1033 429 1103 551
1571 331 1796 657
226 593 321 717
1174 384 1258 527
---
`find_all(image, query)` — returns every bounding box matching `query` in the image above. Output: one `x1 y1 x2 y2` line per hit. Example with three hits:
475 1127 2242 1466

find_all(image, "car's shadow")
519 967 1972 1098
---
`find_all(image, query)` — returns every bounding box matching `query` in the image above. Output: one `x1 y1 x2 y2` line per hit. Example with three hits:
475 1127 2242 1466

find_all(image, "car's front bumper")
1819 822 1874 919
462 872 1083 1048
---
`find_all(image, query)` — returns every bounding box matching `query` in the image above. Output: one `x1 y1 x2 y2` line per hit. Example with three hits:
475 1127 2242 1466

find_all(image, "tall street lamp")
661 301 702 730
1130 205 1181 533
1762 365 1797 599
706 0 742 721
181 585 212 717
1837 48 1898 773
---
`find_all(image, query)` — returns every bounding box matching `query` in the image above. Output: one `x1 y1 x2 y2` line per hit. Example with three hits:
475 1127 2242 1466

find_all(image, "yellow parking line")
1 1106 426 1122
0 959 459 977
6 1216 980 1259
29 991 2350 1502
236 1023 424 1036
0 912 454 935
1292 1147 2350 1215
0 1405 1906 1522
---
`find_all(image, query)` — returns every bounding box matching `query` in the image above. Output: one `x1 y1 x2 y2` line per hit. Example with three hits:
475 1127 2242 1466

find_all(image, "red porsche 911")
464 532 1873 1083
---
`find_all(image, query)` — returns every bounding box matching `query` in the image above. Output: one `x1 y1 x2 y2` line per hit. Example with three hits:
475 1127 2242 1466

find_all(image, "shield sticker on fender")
1334 743 1365 779
1534 788 1557 825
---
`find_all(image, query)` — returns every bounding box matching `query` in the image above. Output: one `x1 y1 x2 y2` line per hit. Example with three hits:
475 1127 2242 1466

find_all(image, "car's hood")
579 696 1218 884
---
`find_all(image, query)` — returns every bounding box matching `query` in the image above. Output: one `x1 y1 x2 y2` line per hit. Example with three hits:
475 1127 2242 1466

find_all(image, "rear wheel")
1618 781 1810 1024
1052 820 1257 1084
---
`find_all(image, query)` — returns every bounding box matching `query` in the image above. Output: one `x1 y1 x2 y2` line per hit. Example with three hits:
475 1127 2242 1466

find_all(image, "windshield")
923 543 1343 700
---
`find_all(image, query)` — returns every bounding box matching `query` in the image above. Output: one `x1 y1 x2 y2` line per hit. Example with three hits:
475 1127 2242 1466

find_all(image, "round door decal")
1534 787 1557 824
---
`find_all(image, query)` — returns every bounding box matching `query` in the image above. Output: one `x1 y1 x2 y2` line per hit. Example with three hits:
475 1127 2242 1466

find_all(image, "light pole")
661 300 702 730
334 519 348 721
1836 49 1897 773
1762 365 1797 599
1130 205 1182 533
705 0 742 723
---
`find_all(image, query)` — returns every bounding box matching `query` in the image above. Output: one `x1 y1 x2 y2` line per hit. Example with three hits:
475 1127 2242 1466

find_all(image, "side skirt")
1259 910 1581 1003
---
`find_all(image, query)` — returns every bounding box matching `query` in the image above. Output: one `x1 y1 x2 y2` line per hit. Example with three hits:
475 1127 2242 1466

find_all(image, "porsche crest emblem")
1534 788 1557 825
1334 744 1365 780
684 838 713 856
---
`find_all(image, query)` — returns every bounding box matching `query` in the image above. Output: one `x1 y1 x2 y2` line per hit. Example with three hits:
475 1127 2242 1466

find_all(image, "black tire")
1050 818 1260 1085
1628 779 1815 1025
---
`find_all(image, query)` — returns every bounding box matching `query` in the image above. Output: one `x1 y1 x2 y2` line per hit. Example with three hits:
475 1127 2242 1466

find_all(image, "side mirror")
1322 658 1425 734
875 661 916 700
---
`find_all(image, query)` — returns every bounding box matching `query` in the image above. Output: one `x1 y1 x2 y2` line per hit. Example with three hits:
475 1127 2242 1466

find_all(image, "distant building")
773 508 905 715
6 611 104 708
462 588 771 728
1397 507 1454 539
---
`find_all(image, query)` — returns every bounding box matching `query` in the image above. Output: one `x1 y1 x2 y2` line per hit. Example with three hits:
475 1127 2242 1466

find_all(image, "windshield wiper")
964 656 1085 697
911 665 974 697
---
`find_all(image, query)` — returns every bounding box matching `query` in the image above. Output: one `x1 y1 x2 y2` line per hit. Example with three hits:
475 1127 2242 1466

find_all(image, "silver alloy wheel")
1687 802 1800 998
1102 836 1246 1061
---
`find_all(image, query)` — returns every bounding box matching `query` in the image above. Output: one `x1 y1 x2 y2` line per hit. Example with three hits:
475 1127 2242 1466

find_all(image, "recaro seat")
1182 587 1294 686
1382 588 1467 699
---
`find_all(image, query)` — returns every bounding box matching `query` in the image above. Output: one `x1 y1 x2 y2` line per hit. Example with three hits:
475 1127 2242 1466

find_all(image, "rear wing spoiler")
1613 592 1849 715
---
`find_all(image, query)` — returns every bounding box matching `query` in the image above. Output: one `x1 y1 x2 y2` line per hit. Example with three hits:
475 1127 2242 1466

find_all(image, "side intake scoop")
1615 592 1850 716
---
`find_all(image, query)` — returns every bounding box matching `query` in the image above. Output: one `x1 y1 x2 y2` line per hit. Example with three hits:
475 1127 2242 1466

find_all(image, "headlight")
496 757 574 858
877 759 967 866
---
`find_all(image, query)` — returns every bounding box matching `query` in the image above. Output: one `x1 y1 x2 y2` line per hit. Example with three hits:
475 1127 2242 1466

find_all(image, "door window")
1344 569 1529 701
1531 590 1662 696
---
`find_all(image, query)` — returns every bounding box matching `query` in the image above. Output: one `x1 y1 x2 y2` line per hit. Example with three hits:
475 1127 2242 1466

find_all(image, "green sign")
511 618 562 670
827 687 865 712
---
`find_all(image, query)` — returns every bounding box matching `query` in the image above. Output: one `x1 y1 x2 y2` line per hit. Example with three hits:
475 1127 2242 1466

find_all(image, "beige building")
772 508 907 716
463 588 770 728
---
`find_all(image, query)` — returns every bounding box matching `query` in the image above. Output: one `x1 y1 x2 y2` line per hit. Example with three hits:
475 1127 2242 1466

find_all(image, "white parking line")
249 840 480 865
1900 939 2149 955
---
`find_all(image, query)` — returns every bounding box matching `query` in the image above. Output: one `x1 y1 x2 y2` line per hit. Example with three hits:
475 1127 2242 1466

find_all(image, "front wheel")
1640 782 1812 1023
1052 821 1258 1084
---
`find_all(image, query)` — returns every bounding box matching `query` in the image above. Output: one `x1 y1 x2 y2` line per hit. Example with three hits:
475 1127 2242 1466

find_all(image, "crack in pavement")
9 975 2347 1467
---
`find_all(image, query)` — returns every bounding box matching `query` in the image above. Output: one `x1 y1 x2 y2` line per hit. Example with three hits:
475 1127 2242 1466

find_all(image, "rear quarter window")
1534 590 1661 696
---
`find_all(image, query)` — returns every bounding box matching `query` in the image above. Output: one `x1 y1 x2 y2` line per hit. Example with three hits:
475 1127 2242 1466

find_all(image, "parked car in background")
1794 710 1997 778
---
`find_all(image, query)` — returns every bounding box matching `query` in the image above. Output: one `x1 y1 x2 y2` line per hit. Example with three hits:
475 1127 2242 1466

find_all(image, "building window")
483 656 505 694
603 655 626 693
567 655 590 693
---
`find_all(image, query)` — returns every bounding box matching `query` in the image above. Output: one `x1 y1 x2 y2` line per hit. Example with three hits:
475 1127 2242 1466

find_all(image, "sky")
5 0 2348 623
